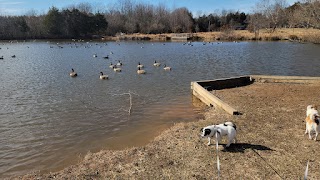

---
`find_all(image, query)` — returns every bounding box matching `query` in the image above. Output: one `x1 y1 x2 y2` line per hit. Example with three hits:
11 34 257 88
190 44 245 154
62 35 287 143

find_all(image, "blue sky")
0 0 298 16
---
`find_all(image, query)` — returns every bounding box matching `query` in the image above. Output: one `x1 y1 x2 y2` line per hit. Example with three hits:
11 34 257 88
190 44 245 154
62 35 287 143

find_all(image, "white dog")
200 122 237 147
306 105 318 117
305 105 320 141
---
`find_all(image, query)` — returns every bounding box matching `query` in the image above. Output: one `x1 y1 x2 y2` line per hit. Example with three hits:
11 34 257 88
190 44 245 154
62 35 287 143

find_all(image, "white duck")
99 72 108 79
69 68 77 77
153 60 161 67
137 67 146 74
109 63 115 68
116 60 123 66
137 62 144 68
163 64 171 71
113 66 122 72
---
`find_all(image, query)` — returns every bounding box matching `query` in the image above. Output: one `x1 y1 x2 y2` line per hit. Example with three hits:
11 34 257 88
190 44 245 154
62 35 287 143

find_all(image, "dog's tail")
224 122 237 130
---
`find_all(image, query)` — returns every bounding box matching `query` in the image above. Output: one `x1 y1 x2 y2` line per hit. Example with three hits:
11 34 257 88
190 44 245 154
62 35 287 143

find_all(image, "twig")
111 90 138 115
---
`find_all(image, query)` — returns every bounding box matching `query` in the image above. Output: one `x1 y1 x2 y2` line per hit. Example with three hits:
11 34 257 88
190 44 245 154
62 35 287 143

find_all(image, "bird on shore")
137 67 146 74
163 64 171 71
69 68 77 77
99 72 108 79
137 62 144 68
153 60 161 67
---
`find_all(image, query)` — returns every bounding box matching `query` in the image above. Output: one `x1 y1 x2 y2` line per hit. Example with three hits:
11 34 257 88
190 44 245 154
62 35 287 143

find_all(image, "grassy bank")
105 28 320 44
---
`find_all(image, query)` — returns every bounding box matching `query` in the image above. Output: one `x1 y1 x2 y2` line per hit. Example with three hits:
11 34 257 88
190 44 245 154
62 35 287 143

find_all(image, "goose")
163 64 171 71
109 63 115 68
153 60 161 67
69 68 77 77
116 60 123 66
137 62 144 68
137 67 146 74
113 66 122 72
99 72 108 80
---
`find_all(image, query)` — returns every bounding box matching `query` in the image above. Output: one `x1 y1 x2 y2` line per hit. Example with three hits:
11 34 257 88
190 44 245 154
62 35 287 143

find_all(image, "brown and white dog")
306 105 317 117
200 122 237 147
305 105 320 141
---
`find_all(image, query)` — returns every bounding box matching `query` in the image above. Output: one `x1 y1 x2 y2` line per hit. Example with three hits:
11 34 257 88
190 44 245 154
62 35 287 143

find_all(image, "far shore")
103 28 320 44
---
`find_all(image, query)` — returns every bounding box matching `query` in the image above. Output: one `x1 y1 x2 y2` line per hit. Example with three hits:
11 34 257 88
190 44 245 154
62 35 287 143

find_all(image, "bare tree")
169 7 193 33
133 3 155 33
151 3 170 33
255 0 288 31
105 9 126 35
301 0 320 28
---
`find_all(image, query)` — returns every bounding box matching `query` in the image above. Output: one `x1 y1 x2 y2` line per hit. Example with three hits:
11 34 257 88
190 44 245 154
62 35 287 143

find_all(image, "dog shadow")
219 143 273 153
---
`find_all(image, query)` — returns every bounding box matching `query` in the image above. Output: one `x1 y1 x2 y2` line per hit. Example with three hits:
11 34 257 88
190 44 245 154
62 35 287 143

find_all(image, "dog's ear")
204 129 211 136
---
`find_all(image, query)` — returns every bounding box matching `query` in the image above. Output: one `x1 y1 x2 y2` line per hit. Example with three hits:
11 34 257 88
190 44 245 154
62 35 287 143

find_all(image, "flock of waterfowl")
0 55 15 59
69 58 171 80
0 40 172 81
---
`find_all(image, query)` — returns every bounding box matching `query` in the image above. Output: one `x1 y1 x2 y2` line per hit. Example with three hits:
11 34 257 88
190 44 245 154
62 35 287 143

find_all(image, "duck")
103 55 109 59
69 68 77 77
116 60 123 66
153 60 161 67
163 64 171 71
99 72 108 79
113 66 122 72
109 63 115 68
0 56 3 60
137 62 144 68
11 55 16 58
137 67 146 74
93 54 97 57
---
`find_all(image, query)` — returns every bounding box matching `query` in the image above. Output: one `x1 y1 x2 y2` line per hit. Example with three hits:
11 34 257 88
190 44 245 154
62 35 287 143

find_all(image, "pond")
0 41 319 177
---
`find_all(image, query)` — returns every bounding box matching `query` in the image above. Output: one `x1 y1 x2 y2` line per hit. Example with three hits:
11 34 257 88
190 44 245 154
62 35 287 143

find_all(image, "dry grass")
195 28 320 43
13 82 320 179
106 28 320 43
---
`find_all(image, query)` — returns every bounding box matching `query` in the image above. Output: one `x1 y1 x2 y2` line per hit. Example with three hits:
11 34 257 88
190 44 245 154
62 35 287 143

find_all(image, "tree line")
0 0 319 40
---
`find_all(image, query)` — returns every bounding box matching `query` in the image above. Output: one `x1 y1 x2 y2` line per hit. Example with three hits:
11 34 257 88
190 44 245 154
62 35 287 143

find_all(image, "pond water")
0 41 319 177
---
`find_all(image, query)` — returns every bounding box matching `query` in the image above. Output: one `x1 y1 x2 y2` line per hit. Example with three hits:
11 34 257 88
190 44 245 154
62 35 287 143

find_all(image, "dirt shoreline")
12 81 320 179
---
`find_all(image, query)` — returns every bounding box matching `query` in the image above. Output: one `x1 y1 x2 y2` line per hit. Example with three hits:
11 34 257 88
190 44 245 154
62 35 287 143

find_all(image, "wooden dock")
191 75 320 115
171 33 192 41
